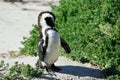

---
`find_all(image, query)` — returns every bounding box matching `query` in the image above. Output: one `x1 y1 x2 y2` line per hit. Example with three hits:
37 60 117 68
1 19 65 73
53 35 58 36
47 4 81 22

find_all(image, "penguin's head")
38 11 55 28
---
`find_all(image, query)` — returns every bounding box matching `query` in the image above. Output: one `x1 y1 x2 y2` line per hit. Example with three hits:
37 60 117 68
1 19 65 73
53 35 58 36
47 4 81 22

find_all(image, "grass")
2 62 43 80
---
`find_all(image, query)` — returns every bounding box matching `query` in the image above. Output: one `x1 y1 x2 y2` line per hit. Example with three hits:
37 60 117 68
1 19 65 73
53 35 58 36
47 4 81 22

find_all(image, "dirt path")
0 54 104 80
0 1 105 80
0 0 58 52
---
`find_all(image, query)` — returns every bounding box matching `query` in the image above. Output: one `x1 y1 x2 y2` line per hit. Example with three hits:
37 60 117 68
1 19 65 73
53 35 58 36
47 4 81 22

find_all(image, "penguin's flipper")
37 39 45 67
38 39 45 60
60 38 71 54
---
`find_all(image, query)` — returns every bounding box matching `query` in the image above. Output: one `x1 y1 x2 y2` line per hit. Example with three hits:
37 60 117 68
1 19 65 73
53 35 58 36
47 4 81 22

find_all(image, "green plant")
2 62 42 80
52 0 120 78
20 24 39 56
107 75 120 80
0 60 4 67
20 0 120 78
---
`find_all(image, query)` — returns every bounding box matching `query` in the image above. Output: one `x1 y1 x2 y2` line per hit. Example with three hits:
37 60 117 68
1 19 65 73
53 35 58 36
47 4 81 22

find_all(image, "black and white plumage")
36 11 71 72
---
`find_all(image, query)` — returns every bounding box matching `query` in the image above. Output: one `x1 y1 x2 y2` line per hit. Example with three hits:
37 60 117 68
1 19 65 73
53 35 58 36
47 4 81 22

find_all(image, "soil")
0 53 105 80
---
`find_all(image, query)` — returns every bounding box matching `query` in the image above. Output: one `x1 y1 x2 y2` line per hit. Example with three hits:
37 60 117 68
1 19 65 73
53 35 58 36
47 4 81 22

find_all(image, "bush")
107 75 120 80
20 24 39 56
2 62 42 80
20 0 120 78
52 0 120 78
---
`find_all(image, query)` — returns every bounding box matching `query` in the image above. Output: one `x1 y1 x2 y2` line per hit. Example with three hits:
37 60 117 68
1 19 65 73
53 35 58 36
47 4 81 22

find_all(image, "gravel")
0 54 105 80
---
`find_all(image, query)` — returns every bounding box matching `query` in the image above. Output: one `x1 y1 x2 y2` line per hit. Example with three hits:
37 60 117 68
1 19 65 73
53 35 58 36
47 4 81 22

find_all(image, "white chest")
44 30 61 66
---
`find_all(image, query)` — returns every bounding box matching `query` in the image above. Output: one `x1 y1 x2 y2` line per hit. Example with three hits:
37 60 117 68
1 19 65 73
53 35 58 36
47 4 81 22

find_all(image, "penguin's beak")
45 17 55 27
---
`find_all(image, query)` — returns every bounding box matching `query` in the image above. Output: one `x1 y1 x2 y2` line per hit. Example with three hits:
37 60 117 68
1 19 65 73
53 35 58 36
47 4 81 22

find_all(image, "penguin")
36 11 71 72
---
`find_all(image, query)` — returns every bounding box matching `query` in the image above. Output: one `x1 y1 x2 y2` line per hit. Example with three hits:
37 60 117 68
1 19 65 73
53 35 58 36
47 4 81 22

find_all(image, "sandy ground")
0 0 105 80
0 54 105 80
0 0 58 53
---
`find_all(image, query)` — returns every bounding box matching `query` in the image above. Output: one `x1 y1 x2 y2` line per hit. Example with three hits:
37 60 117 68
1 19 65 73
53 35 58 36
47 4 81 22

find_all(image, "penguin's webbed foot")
50 64 61 72
36 60 47 69
36 60 41 67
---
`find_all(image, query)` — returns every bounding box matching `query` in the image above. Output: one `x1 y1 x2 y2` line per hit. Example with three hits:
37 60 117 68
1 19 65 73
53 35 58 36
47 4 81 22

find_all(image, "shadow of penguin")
58 65 105 79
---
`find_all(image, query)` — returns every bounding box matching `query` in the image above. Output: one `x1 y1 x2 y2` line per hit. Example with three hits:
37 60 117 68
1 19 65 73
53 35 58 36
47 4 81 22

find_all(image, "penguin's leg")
36 58 47 69
36 59 41 67
46 65 57 76
50 64 61 72
36 59 46 69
